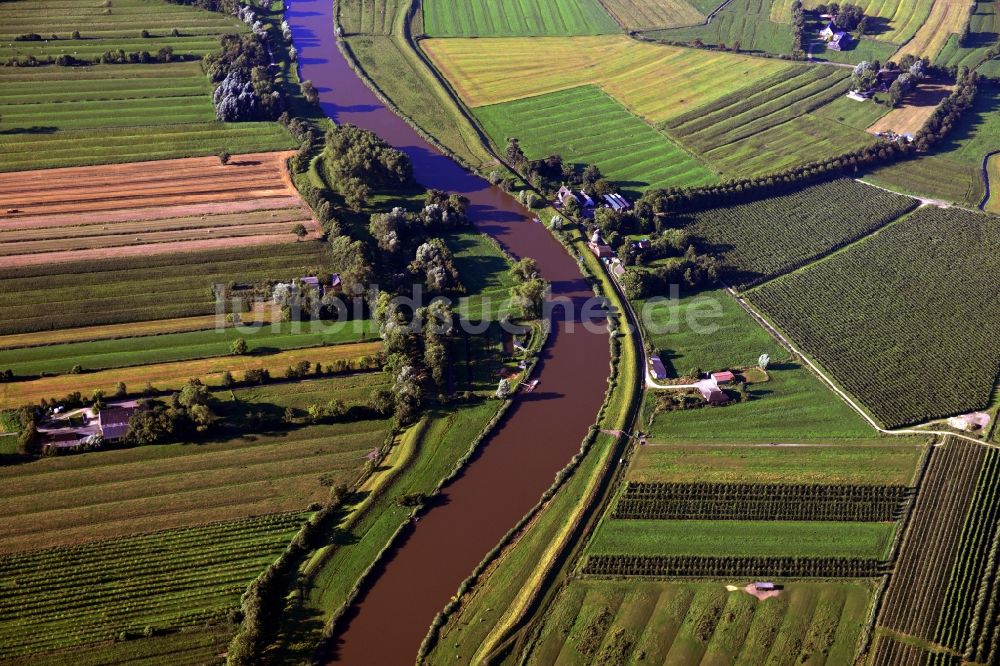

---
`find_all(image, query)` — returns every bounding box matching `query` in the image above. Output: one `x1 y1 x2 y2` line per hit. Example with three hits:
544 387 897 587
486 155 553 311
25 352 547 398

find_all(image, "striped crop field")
936 0 1000 69
663 65 874 176
0 0 295 169
896 0 974 59
648 0 795 54
0 375 390 552
422 35 793 121
0 0 244 59
0 65 294 171
591 0 707 30
0 152 320 266
0 320 378 378
422 0 620 36
749 206 1000 427
0 340 382 408
526 579 872 666
0 315 228 350
475 85 717 194
771 0 934 45
0 242 329 336
0 514 302 659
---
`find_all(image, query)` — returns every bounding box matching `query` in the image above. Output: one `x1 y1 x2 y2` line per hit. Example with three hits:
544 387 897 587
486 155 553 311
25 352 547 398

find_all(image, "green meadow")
422 0 620 36
476 85 718 196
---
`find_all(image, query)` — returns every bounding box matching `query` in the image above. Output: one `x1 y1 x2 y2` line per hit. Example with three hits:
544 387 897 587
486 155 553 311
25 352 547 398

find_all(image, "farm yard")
866 80 955 136
680 179 919 288
475 85 718 195
0 243 329 335
600 0 709 29
0 152 321 266
421 0 620 36
0 375 390 552
421 35 793 120
749 205 1000 427
0 340 381 408
525 580 873 666
771 0 933 45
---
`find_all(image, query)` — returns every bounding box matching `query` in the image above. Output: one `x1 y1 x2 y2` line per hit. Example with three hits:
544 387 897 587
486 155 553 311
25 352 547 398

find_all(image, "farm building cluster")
648 357 739 405
38 401 139 453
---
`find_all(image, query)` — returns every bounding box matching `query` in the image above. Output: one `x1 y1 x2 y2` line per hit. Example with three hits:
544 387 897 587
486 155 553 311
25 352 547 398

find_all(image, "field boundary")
726 284 996 446
979 149 1000 209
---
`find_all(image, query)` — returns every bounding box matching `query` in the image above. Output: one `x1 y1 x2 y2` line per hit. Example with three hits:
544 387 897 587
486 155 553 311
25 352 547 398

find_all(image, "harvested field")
421 35 793 121
867 80 954 135
0 152 319 266
0 341 381 408
896 0 974 58
599 0 707 29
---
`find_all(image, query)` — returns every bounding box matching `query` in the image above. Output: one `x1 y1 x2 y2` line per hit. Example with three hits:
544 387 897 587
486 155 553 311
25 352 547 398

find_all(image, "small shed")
300 276 320 288
711 371 736 384
649 355 668 380
753 582 776 591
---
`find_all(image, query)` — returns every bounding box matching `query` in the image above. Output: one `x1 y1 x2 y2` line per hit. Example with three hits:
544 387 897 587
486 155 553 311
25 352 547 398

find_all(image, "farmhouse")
588 229 614 259
98 405 137 441
556 186 579 206
820 21 850 51
649 355 668 380
695 378 730 405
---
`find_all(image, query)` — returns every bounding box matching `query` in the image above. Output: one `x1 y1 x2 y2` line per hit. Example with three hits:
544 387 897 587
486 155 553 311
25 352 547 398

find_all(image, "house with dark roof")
649 355 668 380
98 405 137 441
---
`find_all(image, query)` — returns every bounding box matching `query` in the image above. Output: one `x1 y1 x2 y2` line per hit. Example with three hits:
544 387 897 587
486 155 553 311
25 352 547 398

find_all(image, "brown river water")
286 3 611 662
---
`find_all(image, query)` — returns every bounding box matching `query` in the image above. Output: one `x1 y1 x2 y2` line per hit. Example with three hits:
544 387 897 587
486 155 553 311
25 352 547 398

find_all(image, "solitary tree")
218 150 231 165
230 338 248 356
292 223 307 241
758 353 770 370
495 378 511 399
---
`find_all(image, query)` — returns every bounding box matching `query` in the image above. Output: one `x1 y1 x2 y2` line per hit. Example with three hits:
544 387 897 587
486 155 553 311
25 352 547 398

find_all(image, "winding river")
286 3 611 662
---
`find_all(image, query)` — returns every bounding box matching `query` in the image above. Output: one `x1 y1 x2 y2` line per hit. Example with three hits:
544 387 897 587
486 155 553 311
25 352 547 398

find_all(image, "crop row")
613 482 911 521
750 206 1000 427
878 439 986 641
582 555 885 578
0 513 302 658
934 451 1000 658
686 178 918 290
871 635 959 666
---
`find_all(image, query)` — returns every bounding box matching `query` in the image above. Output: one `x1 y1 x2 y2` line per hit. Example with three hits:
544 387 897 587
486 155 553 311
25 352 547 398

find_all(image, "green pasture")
476 85 718 196
648 0 794 54
422 0 620 36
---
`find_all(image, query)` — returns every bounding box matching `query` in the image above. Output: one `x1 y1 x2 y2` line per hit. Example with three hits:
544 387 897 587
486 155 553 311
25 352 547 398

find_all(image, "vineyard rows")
878 439 986 641
0 513 302 659
684 178 918 289
582 555 885 578
750 206 1000 427
936 449 1000 661
613 482 911 521
871 635 960 666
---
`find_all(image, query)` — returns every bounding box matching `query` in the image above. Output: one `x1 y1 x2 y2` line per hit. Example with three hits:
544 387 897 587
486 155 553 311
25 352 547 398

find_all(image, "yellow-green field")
896 0 973 58
601 0 706 29
772 0 934 44
422 35 793 121
986 153 1000 214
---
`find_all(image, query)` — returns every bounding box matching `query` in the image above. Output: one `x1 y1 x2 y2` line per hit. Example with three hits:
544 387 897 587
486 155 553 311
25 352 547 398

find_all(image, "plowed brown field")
0 151 321 266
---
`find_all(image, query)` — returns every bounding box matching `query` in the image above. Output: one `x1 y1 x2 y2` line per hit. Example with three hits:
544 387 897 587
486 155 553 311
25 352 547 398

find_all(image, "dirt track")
0 151 321 265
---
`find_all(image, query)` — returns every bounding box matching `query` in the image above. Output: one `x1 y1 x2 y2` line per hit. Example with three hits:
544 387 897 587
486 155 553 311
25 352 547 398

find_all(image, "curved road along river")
286 3 611 663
